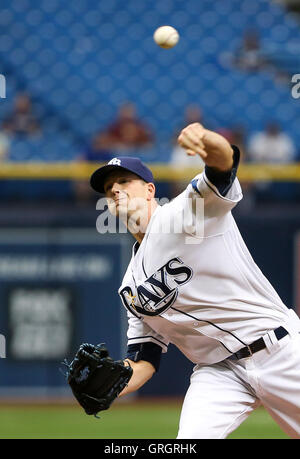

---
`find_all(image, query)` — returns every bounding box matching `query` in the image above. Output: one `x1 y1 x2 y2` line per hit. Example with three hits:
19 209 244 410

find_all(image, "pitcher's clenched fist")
178 122 234 172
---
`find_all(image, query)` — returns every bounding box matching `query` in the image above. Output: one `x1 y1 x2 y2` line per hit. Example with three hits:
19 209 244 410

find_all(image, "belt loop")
266 330 280 352
263 332 273 353
268 330 277 345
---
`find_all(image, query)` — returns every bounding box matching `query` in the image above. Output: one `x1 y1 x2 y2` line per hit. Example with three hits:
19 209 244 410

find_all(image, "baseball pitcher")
67 123 300 439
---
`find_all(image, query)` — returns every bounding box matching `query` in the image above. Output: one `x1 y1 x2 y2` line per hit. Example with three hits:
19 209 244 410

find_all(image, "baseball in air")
153 26 179 49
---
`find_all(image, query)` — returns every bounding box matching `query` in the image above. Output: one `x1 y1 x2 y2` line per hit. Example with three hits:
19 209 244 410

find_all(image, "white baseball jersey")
118 168 296 365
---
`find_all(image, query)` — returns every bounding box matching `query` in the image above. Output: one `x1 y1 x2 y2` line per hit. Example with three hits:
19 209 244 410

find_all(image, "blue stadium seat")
0 0 298 162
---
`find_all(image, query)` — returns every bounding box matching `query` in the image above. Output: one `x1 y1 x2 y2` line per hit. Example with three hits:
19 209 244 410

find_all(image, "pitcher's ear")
146 182 156 200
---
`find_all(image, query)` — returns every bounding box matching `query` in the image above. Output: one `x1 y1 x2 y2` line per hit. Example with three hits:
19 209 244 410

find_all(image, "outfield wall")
0 204 299 398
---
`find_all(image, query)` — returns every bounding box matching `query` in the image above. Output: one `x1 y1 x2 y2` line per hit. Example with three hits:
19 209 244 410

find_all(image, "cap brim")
90 165 145 194
90 165 123 193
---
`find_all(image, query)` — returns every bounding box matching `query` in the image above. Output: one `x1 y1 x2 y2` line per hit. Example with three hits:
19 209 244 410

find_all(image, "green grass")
0 401 289 439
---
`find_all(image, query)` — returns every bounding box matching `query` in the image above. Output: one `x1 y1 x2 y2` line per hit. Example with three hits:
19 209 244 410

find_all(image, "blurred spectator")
74 103 155 203
231 29 290 84
220 125 255 214
73 134 114 203
169 105 205 197
217 125 247 162
170 105 205 168
0 122 11 161
93 102 154 152
79 135 115 162
4 93 40 136
248 122 296 163
234 30 266 72
230 125 247 157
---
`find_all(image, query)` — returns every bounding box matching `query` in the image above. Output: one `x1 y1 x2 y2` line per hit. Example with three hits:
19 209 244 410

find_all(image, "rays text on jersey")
120 257 193 317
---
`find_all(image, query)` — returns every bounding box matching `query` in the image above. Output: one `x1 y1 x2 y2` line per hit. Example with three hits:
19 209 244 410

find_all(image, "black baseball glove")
64 343 133 416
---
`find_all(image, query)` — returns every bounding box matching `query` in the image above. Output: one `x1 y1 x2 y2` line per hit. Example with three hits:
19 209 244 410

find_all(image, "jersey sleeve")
126 312 169 353
165 145 243 239
185 144 242 213
126 342 163 372
191 145 242 204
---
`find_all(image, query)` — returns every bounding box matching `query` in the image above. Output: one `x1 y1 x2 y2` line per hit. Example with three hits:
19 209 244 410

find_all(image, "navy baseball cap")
90 156 154 193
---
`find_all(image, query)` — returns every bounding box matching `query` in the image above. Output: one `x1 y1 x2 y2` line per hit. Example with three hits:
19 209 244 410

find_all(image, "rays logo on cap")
90 156 154 194
108 158 121 166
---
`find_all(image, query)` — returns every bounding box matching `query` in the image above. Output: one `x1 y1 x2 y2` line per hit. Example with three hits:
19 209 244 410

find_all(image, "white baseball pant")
177 327 300 439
